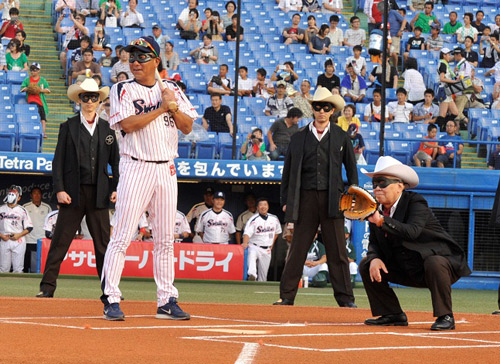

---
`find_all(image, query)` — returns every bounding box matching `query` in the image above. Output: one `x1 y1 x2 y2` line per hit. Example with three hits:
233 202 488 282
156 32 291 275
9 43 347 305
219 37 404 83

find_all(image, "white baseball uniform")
23 201 51 244
174 210 190 242
102 78 198 307
0 204 33 273
195 208 236 244
244 213 282 281
43 210 59 237
186 202 210 243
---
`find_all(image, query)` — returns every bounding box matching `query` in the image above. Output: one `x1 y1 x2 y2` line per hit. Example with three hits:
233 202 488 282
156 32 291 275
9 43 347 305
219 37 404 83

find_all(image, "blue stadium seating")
0 121 17 151
364 139 380 165
15 104 38 114
18 122 42 153
17 113 41 124
387 141 412 165
7 71 28 85
178 141 192 159
195 141 217 159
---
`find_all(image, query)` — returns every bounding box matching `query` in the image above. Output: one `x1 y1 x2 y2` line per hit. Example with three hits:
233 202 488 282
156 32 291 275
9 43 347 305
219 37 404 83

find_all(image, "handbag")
180 29 198 40
444 77 473 96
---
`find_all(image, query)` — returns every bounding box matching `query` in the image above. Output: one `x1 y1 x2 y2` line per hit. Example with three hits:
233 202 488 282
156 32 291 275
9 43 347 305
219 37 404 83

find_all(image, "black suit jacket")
366 191 471 277
280 122 358 222
52 114 120 209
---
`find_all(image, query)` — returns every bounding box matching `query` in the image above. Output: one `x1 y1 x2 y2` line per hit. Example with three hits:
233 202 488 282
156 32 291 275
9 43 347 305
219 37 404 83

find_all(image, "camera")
251 134 263 142
278 65 286 70
211 75 223 86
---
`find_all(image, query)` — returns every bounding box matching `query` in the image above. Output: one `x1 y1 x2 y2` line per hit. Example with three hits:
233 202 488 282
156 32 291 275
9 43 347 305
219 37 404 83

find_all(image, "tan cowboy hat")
360 156 419 188
308 87 345 113
67 78 110 103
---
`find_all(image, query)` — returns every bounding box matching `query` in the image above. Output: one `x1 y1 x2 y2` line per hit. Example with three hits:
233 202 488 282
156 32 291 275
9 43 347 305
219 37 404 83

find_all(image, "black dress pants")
40 185 110 294
279 190 354 305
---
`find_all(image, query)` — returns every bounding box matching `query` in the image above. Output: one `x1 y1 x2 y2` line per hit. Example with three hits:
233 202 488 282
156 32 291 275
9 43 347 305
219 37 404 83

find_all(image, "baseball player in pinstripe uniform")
101 37 198 321
242 198 282 281
195 191 236 244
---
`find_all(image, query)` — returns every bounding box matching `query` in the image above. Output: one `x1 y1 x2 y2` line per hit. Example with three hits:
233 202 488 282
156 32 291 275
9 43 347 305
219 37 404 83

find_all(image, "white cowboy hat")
360 156 419 188
67 78 110 103
308 87 345 113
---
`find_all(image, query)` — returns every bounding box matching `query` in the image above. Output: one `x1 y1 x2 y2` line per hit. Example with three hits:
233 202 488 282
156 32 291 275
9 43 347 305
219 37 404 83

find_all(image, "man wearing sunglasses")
360 156 471 330
101 36 198 321
275 87 358 308
37 78 119 299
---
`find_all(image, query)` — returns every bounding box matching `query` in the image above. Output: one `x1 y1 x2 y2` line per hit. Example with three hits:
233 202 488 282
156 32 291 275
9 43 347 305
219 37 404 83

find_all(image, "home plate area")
1 298 500 364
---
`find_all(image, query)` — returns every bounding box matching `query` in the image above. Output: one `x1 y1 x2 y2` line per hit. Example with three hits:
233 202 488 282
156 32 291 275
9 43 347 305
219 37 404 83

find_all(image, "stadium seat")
0 103 14 113
178 141 192 159
387 141 412 165
363 139 380 165
194 141 217 159
219 142 242 160
6 71 28 84
15 104 38 114
17 113 41 124
0 121 17 151
18 122 42 153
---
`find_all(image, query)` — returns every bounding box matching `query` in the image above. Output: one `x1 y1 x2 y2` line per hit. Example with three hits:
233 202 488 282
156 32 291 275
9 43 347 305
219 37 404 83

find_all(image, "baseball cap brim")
123 44 154 54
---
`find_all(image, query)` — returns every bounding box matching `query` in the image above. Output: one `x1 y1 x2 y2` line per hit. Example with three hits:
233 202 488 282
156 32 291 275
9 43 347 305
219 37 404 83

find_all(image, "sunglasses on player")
79 92 100 103
129 52 157 63
312 102 334 112
372 177 403 189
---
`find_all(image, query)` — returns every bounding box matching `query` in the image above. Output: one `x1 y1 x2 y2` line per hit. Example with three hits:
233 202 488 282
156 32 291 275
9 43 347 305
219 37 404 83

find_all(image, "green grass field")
0 274 497 315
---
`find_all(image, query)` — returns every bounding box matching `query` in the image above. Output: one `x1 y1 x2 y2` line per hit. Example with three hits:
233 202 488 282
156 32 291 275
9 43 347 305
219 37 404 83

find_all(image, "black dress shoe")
431 314 455 331
365 313 408 326
35 291 53 298
339 302 357 308
492 310 500 315
273 298 294 306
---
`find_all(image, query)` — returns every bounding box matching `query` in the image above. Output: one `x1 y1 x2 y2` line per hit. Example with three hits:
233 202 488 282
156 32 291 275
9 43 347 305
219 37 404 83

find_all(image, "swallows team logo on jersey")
256 226 275 233
133 99 162 115
206 219 228 228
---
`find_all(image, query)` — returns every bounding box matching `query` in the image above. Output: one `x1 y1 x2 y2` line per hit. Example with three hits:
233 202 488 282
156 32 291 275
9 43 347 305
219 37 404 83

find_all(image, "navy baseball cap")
123 36 160 58
205 187 214 195
214 191 225 199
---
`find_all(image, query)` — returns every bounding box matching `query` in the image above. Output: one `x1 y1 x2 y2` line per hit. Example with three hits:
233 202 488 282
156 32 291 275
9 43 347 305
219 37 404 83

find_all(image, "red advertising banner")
39 239 244 280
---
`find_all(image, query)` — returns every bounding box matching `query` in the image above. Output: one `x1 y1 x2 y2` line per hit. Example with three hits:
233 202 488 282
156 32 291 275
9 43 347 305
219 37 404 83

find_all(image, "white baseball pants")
0 240 26 273
247 244 272 281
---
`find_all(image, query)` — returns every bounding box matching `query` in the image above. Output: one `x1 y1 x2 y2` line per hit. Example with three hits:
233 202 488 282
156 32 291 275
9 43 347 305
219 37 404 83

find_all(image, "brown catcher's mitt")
339 185 378 221
26 82 41 95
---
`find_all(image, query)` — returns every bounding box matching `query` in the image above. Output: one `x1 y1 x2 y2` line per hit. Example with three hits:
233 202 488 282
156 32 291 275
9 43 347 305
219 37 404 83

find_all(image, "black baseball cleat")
273 298 294 306
339 302 357 308
35 291 53 298
492 310 500 315
365 313 408 326
431 314 455 331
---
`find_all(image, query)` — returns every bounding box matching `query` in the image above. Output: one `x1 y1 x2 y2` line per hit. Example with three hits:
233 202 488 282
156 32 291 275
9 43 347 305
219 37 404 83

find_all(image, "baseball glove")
26 82 41 95
339 185 378 221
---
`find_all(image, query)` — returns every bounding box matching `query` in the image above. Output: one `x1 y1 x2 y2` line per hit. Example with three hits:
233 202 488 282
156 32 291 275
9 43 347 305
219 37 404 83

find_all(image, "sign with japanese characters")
38 239 244 280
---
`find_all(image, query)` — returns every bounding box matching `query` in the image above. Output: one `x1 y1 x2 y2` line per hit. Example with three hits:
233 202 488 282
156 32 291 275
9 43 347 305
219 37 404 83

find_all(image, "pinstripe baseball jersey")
195 208 236 244
109 79 198 161
244 213 282 247
0 204 33 244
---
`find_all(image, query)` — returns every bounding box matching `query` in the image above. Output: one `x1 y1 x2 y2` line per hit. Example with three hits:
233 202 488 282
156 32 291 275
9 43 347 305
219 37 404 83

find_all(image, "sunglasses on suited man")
79 92 100 103
372 177 403 189
312 102 334 112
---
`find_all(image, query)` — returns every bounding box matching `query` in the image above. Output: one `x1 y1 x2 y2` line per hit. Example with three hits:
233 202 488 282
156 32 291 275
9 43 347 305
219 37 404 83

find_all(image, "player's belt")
251 243 270 249
131 156 170 164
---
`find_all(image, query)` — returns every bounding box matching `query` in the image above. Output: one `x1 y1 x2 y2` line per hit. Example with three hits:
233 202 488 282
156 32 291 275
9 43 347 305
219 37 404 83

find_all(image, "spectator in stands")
180 8 201 40
99 0 120 28
15 30 29 56
0 7 21 39
410 1 440 34
195 191 235 245
364 0 382 33
55 12 90 79
76 0 100 18
426 23 443 51
408 0 425 12
456 13 478 44
369 57 398 89
20 63 50 137
202 94 233 134
413 89 439 124
327 15 343 47
6 38 26 70
265 81 295 117
55 0 76 13
348 123 365 165
403 57 426 105
309 24 331 55
487 138 500 170
72 49 101 82
241 128 269 161
202 10 224 41
22 187 51 273
99 44 113 67
404 26 425 63
322 0 342 14
316 58 340 92
278 0 301 13
301 0 321 13
364 89 388 123
207 63 232 95
162 41 179 72
267 107 303 160
152 25 169 60
110 44 122 66
341 62 367 104
337 104 360 131
292 79 313 119
92 19 109 51
472 10 487 38
480 31 500 69
346 45 366 77
190 34 218 64
485 58 500 84
253 68 274 99
413 123 438 167
92 74 102 87
237 66 252 97
388 87 413 123
120 0 144 28
235 193 257 245
304 15 319 45
271 61 299 93
344 16 366 47
454 67 485 125
202 7 213 28
0 0 19 22
463 36 479 68
283 13 305 45
110 48 132 83
437 120 463 168
178 0 198 29
442 11 461 35
67 35 92 85
437 48 459 124
492 81 500 110
226 14 243 42
490 14 500 37
221 1 236 29
0 43 5 70
454 48 472 78
386 3 406 69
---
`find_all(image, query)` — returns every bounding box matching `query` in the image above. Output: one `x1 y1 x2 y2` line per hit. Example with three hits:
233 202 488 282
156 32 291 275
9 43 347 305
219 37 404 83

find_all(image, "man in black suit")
36 78 119 298
360 156 471 330
490 176 500 315
274 87 358 307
